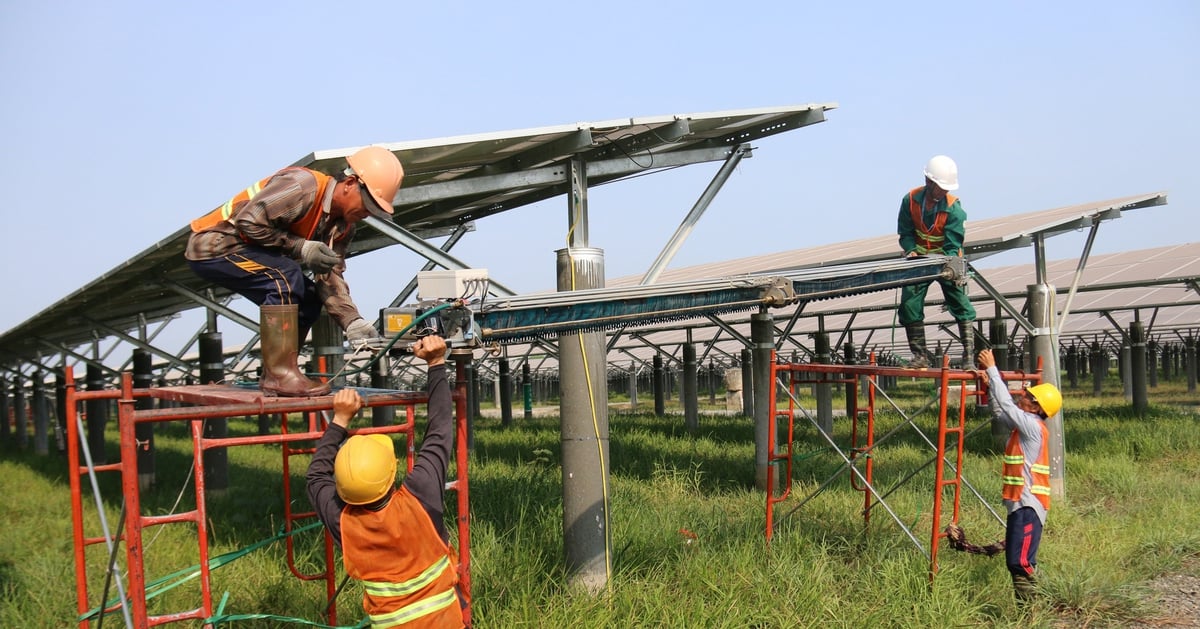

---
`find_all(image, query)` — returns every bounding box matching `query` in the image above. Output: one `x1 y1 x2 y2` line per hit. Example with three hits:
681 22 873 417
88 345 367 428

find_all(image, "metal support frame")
364 217 515 297
640 144 752 285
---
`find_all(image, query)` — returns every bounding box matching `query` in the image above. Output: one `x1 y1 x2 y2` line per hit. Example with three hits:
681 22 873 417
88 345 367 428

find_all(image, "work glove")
345 318 385 350
300 241 340 273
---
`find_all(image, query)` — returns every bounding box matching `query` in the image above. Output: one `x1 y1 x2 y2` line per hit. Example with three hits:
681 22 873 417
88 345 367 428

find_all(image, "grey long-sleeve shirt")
985 365 1049 525
305 364 454 546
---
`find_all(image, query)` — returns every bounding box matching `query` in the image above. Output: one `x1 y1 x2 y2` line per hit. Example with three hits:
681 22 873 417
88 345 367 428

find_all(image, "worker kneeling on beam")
185 146 404 396
896 155 977 368
978 348 1062 604
306 335 469 628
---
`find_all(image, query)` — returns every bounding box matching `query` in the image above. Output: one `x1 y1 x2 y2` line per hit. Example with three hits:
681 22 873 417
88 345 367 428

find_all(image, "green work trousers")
898 278 976 326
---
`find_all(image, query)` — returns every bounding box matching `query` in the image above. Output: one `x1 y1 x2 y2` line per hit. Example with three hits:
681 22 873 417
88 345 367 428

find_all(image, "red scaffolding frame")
764 353 1043 579
66 362 472 628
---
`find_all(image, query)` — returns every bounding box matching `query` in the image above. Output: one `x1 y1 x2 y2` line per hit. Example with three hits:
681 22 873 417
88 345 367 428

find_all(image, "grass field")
1 375 1197 628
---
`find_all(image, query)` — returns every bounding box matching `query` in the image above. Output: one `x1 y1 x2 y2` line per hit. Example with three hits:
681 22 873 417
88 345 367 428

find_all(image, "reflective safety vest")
906 186 958 255
341 486 464 628
189 167 332 241
1002 422 1051 511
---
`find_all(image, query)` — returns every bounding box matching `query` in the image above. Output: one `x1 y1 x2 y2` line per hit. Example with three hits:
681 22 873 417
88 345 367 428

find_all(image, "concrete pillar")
1066 345 1079 389
813 332 833 437
499 358 513 427
1090 342 1104 397
13 377 27 450
1186 337 1197 394
311 313 344 388
992 322 1026 453
989 317 1009 373
1148 341 1159 388
1028 283 1065 500
556 246 610 593
724 368 743 413
683 342 698 436
1162 343 1172 382
653 354 665 417
200 331 228 493
32 375 48 455
0 376 9 447
751 312 776 492
524 362 534 419
1130 322 1148 415
462 358 475 452
85 364 106 464
626 363 637 412
133 349 156 490
843 341 857 420
740 349 754 419
1121 343 1132 401
56 370 67 453
371 354 395 427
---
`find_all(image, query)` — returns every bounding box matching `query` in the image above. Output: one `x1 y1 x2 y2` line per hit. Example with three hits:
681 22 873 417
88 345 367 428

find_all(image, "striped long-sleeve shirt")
185 168 364 328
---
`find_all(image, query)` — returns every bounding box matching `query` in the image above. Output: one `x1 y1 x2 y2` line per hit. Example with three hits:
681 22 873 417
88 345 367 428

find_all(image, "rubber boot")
260 304 331 397
1012 572 1037 604
905 323 931 368
959 320 976 369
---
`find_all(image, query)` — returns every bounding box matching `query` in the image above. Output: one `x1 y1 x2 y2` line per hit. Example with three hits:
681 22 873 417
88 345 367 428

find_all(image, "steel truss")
66 362 472 628
764 355 1044 580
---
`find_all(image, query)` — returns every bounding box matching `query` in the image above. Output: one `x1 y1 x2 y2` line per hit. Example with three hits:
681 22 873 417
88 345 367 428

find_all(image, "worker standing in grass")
977 348 1062 603
185 146 403 396
896 155 976 368
305 334 468 628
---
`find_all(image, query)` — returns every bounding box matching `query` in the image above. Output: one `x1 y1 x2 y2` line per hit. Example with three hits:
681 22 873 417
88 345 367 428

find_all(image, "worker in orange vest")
306 335 468 627
896 155 977 368
185 146 403 396
978 348 1062 603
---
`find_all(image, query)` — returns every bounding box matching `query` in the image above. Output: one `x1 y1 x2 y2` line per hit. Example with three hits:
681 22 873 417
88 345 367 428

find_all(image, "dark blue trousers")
1005 506 1043 577
189 249 323 341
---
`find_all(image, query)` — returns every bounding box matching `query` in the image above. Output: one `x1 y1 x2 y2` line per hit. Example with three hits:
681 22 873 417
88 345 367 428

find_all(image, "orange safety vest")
341 487 464 629
906 186 958 255
1002 422 1051 511
189 167 332 242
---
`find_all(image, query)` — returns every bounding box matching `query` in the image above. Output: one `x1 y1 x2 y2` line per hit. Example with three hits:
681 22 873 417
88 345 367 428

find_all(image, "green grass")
1 376 1197 627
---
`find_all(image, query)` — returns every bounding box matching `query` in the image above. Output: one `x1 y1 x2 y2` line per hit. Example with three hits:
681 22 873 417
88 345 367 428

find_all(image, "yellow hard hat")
346 146 404 220
1027 383 1062 418
334 434 396 505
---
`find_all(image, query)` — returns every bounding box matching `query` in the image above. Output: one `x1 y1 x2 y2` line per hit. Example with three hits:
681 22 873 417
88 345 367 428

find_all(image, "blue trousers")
1005 506 1043 577
189 249 323 341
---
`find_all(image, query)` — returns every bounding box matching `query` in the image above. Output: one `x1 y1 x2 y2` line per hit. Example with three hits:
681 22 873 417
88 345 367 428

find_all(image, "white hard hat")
923 155 959 191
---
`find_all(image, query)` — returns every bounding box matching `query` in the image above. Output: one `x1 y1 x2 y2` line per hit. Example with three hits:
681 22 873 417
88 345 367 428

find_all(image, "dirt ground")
1128 571 1200 628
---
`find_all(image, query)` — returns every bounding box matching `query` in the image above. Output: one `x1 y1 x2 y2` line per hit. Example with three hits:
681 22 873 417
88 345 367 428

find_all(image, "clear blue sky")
1 1 1196 339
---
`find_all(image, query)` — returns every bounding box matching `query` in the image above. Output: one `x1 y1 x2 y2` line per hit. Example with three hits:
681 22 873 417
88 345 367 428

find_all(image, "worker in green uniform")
897 155 976 368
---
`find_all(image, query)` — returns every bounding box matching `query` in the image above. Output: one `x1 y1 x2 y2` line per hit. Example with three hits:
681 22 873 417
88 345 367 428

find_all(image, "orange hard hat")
346 146 404 220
